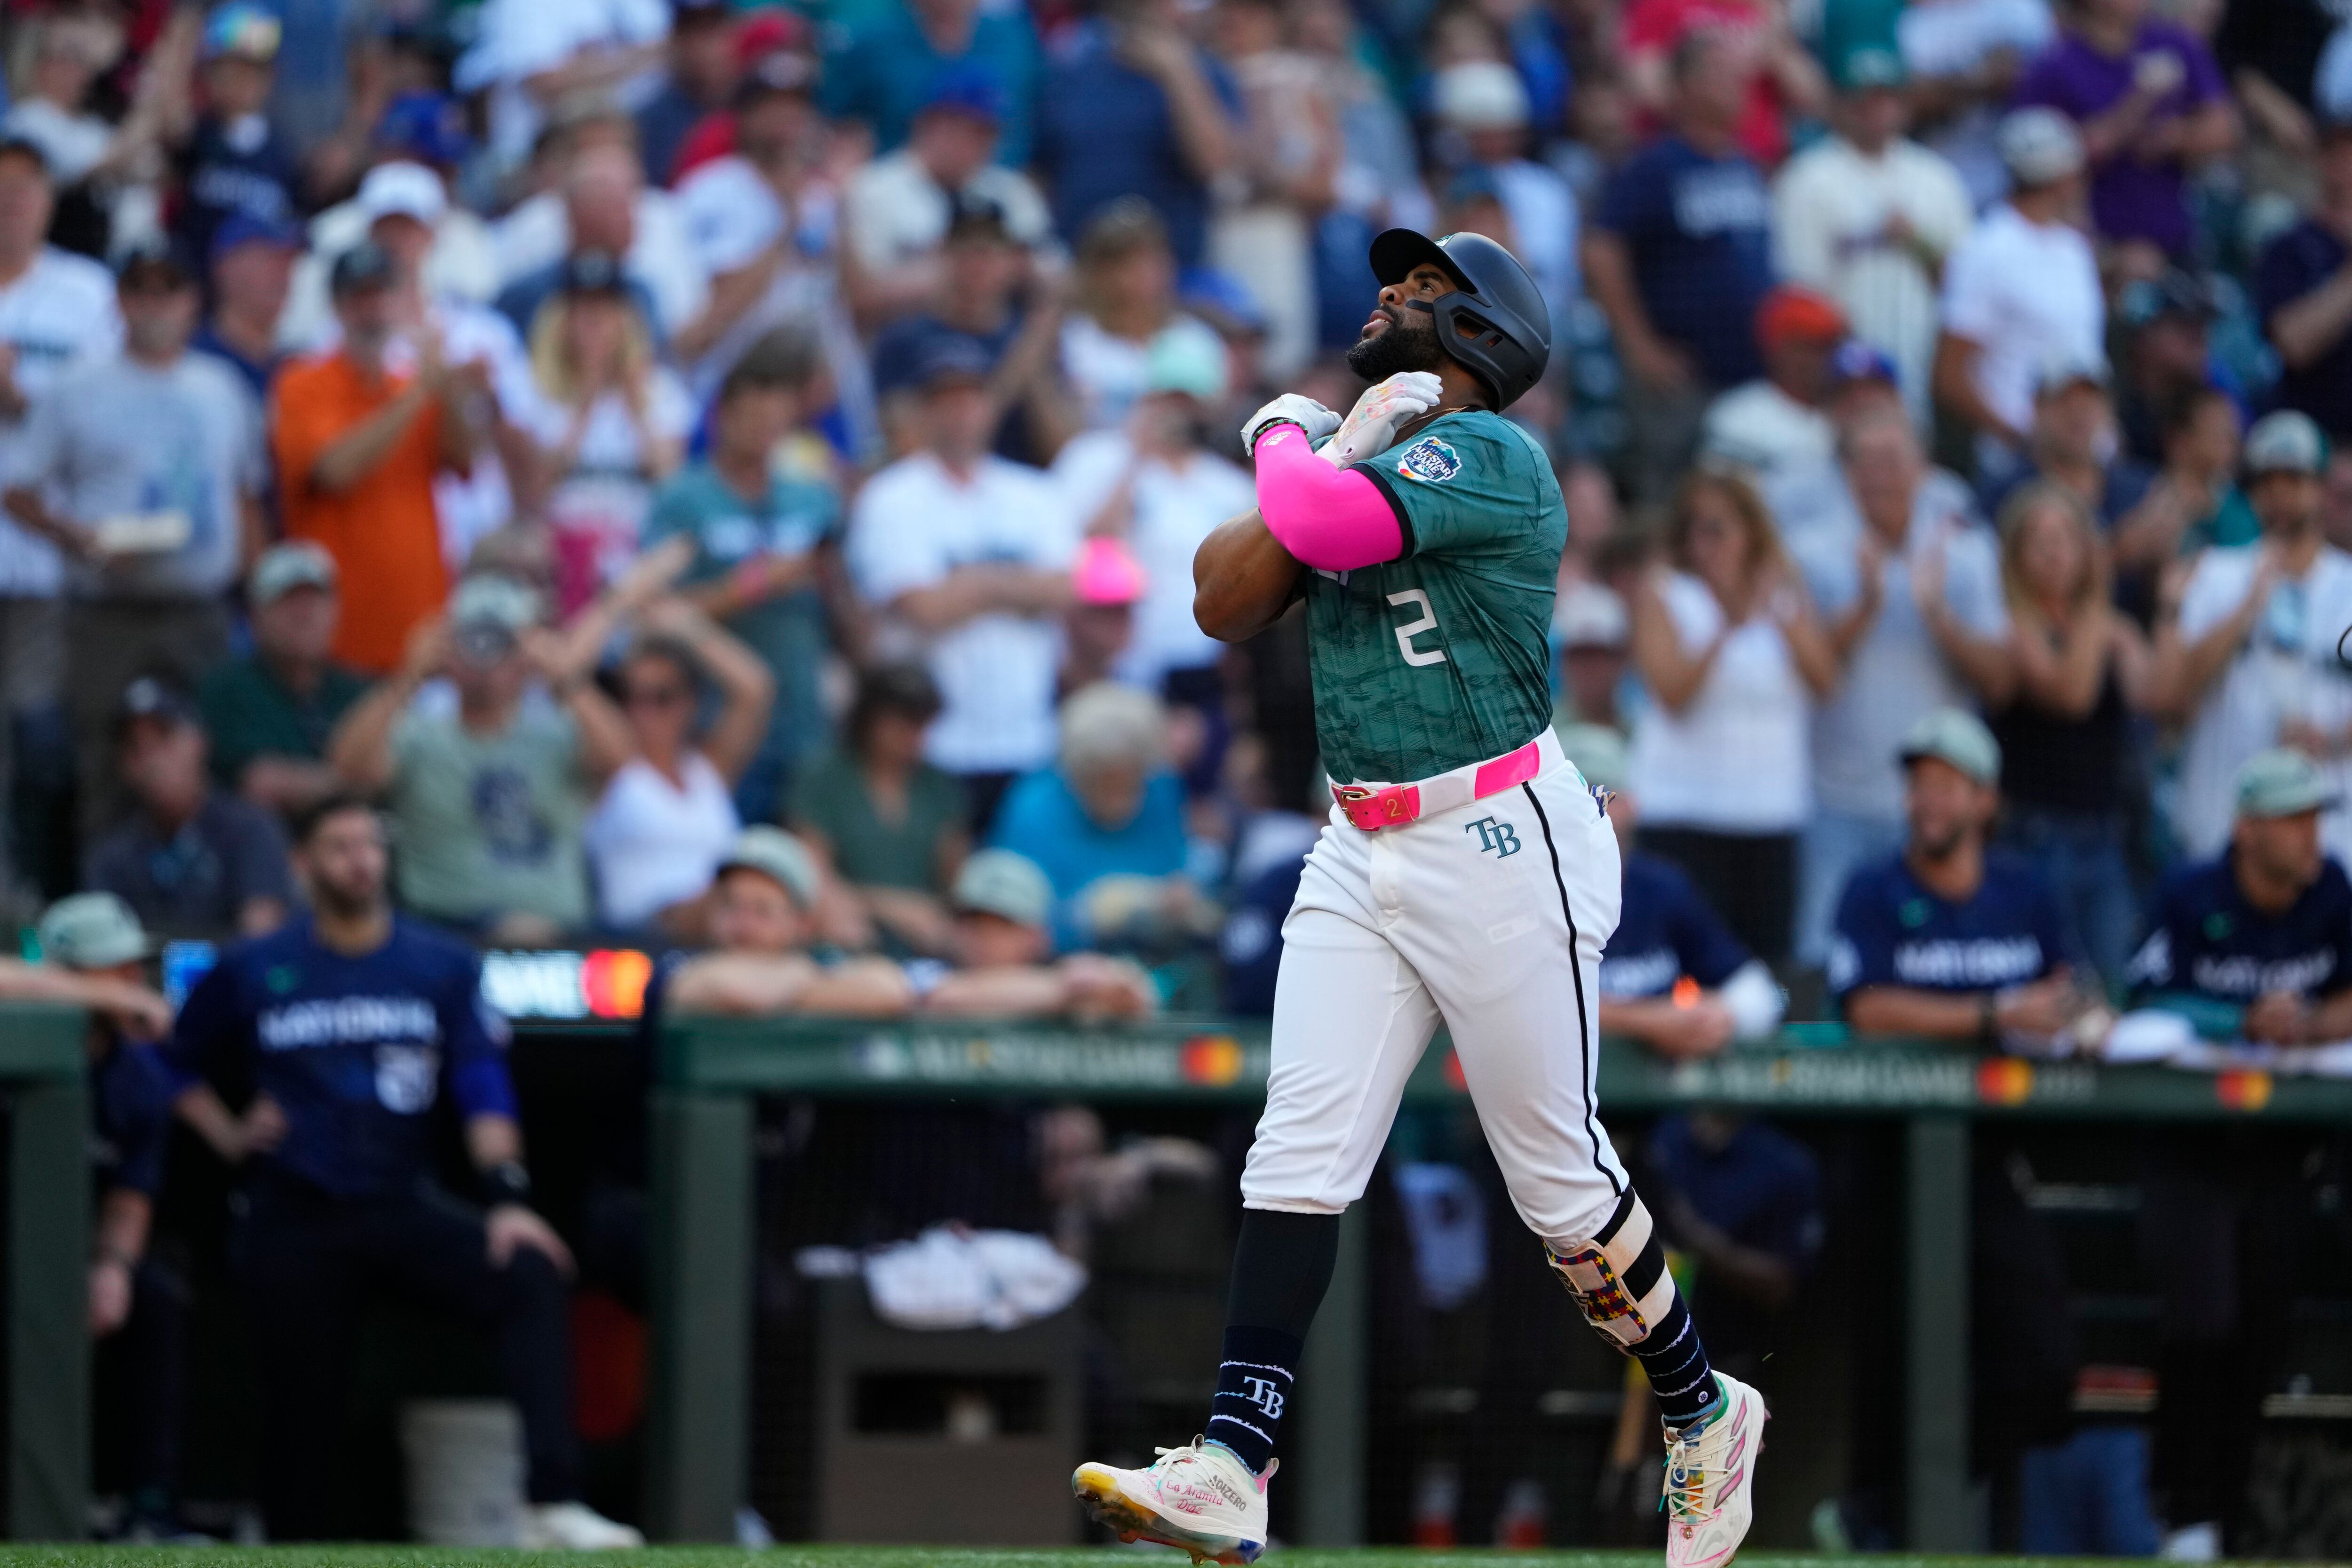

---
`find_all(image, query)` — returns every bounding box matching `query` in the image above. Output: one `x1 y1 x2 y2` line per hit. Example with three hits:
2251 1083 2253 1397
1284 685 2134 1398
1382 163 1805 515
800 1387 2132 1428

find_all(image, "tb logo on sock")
1241 1377 1286 1419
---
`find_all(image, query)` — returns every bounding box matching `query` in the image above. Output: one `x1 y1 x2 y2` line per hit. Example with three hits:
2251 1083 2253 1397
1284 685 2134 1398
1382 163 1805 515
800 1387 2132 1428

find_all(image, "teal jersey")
1303 409 1565 783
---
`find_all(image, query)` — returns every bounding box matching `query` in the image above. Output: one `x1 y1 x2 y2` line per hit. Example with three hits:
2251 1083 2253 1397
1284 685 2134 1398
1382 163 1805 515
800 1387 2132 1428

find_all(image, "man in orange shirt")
269 240 485 674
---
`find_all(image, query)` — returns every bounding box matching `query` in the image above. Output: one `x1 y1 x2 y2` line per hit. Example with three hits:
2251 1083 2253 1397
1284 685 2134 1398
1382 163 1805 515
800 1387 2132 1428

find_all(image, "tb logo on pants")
1466 816 1522 858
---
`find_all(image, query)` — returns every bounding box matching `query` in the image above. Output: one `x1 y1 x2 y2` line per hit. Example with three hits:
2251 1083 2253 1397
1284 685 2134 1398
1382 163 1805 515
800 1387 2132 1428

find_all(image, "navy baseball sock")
1205 1209 1339 1473
1208 1324 1299 1474
1633 1295 1721 1431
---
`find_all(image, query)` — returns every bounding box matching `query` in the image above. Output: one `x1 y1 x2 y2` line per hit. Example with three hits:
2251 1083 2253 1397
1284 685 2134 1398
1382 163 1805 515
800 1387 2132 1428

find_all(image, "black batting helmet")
1368 228 1550 410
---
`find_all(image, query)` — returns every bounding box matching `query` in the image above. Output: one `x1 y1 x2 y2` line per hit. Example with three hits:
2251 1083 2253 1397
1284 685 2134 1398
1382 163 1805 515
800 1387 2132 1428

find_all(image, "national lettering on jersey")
2126 854 2352 1003
1308 410 1565 784
1827 850 2069 1000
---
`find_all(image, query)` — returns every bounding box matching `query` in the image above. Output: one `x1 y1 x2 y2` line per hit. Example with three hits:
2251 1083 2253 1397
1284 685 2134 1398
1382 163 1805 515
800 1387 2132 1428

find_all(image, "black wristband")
481 1160 532 1209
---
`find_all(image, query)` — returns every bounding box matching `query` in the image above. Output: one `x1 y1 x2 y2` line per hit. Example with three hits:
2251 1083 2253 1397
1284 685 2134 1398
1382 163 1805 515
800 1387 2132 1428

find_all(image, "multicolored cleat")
1073 1436 1271 1564
1663 1371 1767 1568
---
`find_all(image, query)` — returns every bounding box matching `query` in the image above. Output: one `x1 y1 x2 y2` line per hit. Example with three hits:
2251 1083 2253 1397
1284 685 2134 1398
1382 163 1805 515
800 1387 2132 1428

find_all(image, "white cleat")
1662 1371 1767 1568
1073 1437 1271 1564
518 1500 646 1550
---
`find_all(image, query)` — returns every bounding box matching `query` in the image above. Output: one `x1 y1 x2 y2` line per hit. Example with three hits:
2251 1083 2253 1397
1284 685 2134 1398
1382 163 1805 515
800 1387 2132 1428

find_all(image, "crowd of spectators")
1 0 2352 1550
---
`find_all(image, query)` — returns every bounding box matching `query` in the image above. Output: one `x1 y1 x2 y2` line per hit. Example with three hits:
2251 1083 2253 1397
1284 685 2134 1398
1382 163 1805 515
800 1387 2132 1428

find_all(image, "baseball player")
1072 230 1764 1566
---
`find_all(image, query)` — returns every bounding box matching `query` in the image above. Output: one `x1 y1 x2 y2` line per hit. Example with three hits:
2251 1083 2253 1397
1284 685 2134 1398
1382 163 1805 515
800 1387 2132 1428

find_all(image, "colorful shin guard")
1542 1191 1678 1348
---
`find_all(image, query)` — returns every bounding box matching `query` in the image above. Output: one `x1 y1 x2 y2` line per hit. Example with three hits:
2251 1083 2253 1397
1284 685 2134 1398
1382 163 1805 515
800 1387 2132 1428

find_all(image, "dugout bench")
644 1017 2352 1553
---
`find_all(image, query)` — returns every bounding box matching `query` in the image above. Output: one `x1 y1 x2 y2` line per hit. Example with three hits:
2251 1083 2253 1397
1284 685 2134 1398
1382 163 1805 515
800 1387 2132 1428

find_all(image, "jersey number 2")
1387 589 1447 667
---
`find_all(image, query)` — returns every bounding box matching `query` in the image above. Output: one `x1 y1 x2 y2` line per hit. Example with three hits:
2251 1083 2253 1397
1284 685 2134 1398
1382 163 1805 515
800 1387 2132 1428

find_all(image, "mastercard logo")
581 949 653 1019
2216 1068 2273 1113
1976 1057 2034 1107
1181 1035 1243 1086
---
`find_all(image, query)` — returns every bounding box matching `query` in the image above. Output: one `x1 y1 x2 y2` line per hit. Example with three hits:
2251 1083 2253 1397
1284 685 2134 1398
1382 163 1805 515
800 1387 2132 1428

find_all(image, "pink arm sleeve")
1251 424 1404 572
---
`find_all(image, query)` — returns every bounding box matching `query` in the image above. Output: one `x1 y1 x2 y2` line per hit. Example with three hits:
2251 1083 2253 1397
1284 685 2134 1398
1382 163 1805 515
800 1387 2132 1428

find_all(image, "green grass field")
0 1551 2252 1568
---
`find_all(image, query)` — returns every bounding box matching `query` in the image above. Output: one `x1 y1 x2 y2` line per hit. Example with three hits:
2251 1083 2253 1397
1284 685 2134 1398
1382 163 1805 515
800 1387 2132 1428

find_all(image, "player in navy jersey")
2124 749 2352 1556
161 795 641 1549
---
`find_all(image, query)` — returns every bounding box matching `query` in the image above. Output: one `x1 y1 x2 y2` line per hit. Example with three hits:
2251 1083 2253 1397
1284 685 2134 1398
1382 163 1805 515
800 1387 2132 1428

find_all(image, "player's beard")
1346 307 1447 384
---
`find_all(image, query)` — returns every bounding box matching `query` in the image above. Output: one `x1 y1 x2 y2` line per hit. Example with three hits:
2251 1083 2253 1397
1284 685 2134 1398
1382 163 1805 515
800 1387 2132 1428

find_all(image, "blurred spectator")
160 795 641 1549
1564 724 1786 1056
2111 268 2227 468
1053 328 1253 696
1641 1110 1823 1378
790 663 971 956
1619 0 1828 167
1584 30 1776 503
1034 0 1239 274
2255 115 2352 445
270 240 470 675
1059 200 1230 431
3 246 261 838
191 214 298 399
1553 580 1633 733
2113 386 2256 577
991 681 1197 952
1428 63 1577 334
2214 0 2334 189
2156 410 2352 863
1791 411 2013 962
823 0 1041 167
516 251 693 616
1899 0 2057 207
585 598 774 939
918 848 1159 1018
1629 471 1837 965
843 68 1053 319
849 337 1076 828
199 543 371 818
1 892 190 1539
1770 51 1972 423
644 331 843 824
3 10 181 255
281 137 503 351
652 825 914 1015
870 196 1074 463
1699 285 1847 486
85 678 294 939
2012 0 2235 258
2124 748 2352 1557
1205 0 1339 378
1935 108 2104 478
498 130 708 347
327 574 636 942
169 4 299 271
1059 535 1145 695
1980 358 2152 529
1987 482 2151 988
456 0 670 177
636 0 741 185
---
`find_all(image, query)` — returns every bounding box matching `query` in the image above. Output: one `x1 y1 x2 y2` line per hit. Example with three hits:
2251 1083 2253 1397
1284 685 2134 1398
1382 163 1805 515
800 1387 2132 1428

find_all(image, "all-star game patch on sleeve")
1348 409 1557 559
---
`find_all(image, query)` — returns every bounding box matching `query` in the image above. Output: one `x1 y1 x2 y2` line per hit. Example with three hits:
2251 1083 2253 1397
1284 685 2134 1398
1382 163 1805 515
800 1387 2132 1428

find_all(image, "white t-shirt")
493 185 709 341
585 750 740 929
1899 0 2057 207
1939 203 2104 446
519 368 697 597
2171 544 2352 863
1794 498 2009 821
458 0 670 173
0 247 120 596
843 149 1054 276
1050 430 1256 686
1631 572 1813 832
1059 314 1228 431
1700 380 1836 486
3 100 111 185
1772 135 1973 421
848 450 1078 774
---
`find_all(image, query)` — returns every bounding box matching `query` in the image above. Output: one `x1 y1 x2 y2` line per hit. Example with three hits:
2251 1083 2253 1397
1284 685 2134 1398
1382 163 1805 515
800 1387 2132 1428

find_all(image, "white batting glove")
1322 371 1445 467
1240 393 1340 454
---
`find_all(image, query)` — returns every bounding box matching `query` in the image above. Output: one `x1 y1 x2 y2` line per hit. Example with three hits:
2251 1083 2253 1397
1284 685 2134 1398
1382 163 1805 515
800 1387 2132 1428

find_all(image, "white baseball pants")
1240 728 1631 1250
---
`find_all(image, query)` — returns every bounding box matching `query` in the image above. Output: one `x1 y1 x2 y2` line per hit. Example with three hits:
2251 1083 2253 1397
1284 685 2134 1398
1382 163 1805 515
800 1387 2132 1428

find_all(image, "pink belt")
1331 735 1547 831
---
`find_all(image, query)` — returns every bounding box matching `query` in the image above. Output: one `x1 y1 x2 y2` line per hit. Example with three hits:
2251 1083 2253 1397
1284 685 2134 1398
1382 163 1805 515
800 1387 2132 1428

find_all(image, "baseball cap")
448 573 544 634
1554 581 1629 650
734 9 810 67
914 334 993 390
1144 325 1228 401
356 160 446 227
2034 352 2110 398
0 135 48 177
115 240 191 290
248 541 338 606
715 826 820 909
37 892 152 971
951 849 1054 928
2118 268 2217 330
374 91 473 167
559 248 629 296
2235 747 2340 819
1899 708 2002 787
1433 62 1530 130
1837 46 1906 91
1998 107 2085 186
329 237 397 296
1180 268 1270 339
920 63 1003 125
2244 409 2327 477
202 2 281 62
210 211 301 265
114 677 198 737
1073 536 1146 607
1756 285 1847 349
1829 337 1899 389
1556 723 1628 794
943 193 1013 245
735 49 818 106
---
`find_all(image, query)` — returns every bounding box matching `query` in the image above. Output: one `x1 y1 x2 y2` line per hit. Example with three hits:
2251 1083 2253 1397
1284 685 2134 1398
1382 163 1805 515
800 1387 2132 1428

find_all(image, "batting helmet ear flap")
1368 228 1551 409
